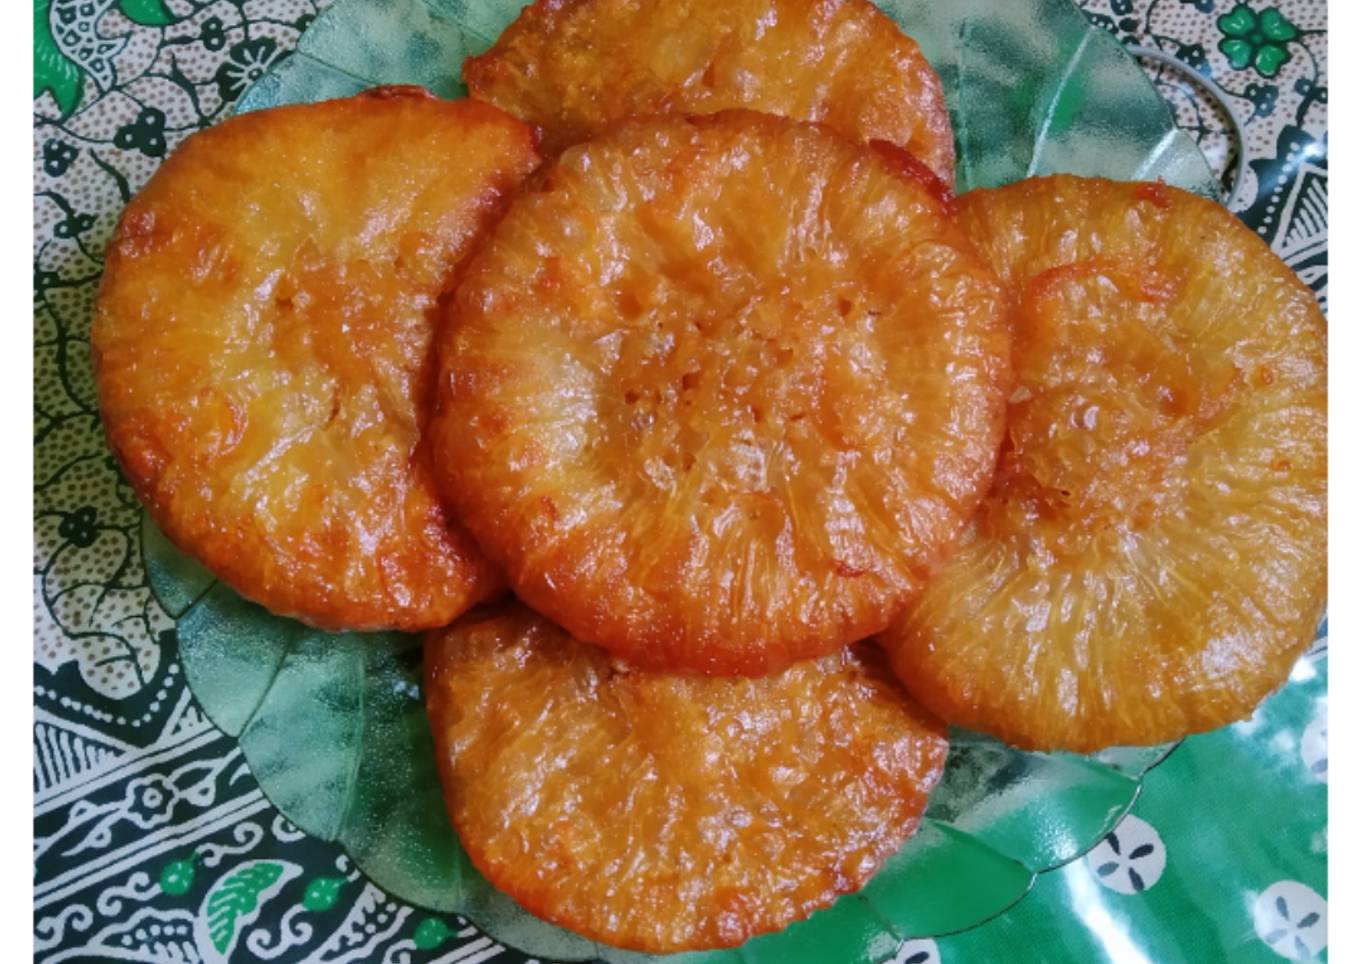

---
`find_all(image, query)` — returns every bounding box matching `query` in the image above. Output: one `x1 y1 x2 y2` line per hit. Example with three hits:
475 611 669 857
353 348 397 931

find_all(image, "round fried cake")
93 89 541 631
425 603 949 952
431 112 1011 675
881 176 1327 752
464 0 955 182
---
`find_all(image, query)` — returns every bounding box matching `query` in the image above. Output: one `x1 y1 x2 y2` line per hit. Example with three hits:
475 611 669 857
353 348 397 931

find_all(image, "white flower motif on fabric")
313 884 413 961
41 906 195 963
33 904 93 954
890 937 941 964
52 748 244 858
198 820 266 867
1085 814 1166 894
94 871 159 916
271 814 307 842
246 904 315 960
1253 881 1327 960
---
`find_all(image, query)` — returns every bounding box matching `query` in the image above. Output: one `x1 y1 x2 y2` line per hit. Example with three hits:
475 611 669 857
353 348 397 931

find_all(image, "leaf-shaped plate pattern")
147 0 1215 958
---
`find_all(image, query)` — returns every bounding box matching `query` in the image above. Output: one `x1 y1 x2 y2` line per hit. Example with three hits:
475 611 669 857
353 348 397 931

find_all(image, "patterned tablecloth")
33 1 1328 961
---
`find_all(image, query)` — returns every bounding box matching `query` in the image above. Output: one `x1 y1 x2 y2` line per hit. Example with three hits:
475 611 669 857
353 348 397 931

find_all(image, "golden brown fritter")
881 176 1327 752
425 602 949 952
93 88 541 631
464 0 955 182
430 112 1011 675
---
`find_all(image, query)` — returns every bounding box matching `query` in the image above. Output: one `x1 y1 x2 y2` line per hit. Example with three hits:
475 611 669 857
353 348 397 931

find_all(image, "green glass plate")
149 0 1221 959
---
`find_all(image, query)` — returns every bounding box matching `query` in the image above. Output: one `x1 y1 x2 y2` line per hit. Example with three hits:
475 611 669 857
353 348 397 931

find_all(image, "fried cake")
881 176 1327 751
425 602 949 951
430 112 1011 674
93 88 540 630
464 0 955 182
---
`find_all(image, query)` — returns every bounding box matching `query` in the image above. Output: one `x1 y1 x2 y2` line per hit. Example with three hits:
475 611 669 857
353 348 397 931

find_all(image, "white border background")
12 2 1345 956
